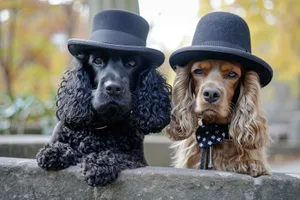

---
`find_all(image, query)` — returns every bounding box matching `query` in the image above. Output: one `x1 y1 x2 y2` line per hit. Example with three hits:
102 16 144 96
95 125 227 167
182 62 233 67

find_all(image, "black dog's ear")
56 58 94 129
130 69 172 134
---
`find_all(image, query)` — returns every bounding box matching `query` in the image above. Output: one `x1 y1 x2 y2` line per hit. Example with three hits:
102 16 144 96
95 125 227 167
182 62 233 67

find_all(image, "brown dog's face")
191 60 242 124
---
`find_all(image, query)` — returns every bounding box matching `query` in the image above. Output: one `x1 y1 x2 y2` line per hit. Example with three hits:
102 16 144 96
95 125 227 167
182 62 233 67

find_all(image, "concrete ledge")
1 157 300 200
2 135 300 169
0 135 173 166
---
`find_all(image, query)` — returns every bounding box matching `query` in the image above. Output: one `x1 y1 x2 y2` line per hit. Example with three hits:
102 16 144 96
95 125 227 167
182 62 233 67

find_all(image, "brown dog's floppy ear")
166 66 197 140
230 71 270 149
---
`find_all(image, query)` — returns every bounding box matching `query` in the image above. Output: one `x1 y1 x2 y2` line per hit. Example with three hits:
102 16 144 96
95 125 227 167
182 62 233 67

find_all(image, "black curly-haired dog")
36 48 171 186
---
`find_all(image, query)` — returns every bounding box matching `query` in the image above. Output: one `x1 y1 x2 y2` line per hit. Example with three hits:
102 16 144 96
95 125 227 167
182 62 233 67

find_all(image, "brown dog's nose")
105 81 122 96
203 87 220 104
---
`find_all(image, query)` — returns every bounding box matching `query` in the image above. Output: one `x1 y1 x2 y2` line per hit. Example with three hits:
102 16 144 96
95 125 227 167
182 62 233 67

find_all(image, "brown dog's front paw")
233 160 271 177
247 161 271 177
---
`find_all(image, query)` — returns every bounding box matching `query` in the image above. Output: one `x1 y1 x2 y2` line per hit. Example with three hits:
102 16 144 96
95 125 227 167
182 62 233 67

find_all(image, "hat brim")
169 45 273 87
68 39 165 67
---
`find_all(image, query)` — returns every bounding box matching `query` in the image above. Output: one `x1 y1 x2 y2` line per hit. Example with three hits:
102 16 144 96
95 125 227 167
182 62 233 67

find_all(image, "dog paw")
36 142 77 170
233 160 271 177
247 161 271 177
83 163 119 187
82 152 120 187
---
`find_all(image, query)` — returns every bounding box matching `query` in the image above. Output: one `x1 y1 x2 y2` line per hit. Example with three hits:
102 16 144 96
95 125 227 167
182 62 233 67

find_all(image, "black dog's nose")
203 87 220 104
105 82 122 96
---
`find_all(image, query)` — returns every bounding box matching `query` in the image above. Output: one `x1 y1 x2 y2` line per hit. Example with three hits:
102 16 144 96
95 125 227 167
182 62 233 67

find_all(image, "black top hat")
68 9 164 66
169 12 273 87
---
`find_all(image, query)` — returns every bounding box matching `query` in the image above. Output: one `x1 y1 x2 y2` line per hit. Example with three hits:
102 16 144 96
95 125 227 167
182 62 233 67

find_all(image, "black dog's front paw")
36 142 77 170
83 152 120 187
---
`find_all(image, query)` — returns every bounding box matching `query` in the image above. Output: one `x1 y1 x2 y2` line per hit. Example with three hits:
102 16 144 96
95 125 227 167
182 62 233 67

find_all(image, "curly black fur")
56 59 94 130
130 69 172 134
36 57 171 187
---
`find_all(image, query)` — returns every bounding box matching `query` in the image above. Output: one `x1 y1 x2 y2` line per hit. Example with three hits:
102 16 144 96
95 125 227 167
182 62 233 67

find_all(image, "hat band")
90 29 146 47
195 41 251 53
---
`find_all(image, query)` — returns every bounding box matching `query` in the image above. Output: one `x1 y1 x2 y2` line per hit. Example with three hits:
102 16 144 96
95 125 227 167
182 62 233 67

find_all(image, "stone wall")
1 157 300 200
1 135 300 168
0 135 173 167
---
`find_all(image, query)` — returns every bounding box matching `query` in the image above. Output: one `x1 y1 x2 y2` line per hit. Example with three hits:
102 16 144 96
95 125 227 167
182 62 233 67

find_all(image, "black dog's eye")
126 59 137 68
227 71 238 78
193 69 202 75
93 57 105 66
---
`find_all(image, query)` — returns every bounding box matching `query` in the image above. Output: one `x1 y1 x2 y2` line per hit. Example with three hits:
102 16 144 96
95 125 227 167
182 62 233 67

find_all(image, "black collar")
94 125 108 130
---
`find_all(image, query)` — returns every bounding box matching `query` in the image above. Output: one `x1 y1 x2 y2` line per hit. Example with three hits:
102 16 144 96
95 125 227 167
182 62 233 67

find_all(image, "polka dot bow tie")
196 124 230 148
196 124 230 169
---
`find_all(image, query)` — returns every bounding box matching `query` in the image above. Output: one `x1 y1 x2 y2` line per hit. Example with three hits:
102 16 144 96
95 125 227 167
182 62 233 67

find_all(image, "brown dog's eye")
126 59 136 68
193 69 202 75
93 58 105 66
227 71 238 78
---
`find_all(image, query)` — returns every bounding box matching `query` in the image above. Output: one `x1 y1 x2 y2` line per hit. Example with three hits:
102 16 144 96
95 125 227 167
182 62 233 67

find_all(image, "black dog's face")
56 48 171 133
86 51 144 122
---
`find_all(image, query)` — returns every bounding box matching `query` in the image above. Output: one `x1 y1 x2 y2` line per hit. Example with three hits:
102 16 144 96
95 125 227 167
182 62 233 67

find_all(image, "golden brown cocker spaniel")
167 59 271 177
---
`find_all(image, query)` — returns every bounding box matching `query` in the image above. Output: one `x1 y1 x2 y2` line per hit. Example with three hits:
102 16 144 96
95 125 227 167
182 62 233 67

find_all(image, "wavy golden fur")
166 60 271 176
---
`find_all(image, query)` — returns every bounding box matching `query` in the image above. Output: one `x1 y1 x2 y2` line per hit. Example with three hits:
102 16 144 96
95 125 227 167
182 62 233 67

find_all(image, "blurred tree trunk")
0 8 18 98
87 0 139 33
63 3 77 38
297 75 300 110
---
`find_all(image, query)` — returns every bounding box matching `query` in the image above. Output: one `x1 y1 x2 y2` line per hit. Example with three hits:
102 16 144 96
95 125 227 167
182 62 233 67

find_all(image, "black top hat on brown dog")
169 12 273 87
68 9 164 66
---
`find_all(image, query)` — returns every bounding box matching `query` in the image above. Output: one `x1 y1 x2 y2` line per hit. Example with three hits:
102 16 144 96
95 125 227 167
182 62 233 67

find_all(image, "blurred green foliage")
0 92 56 134
0 0 85 134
